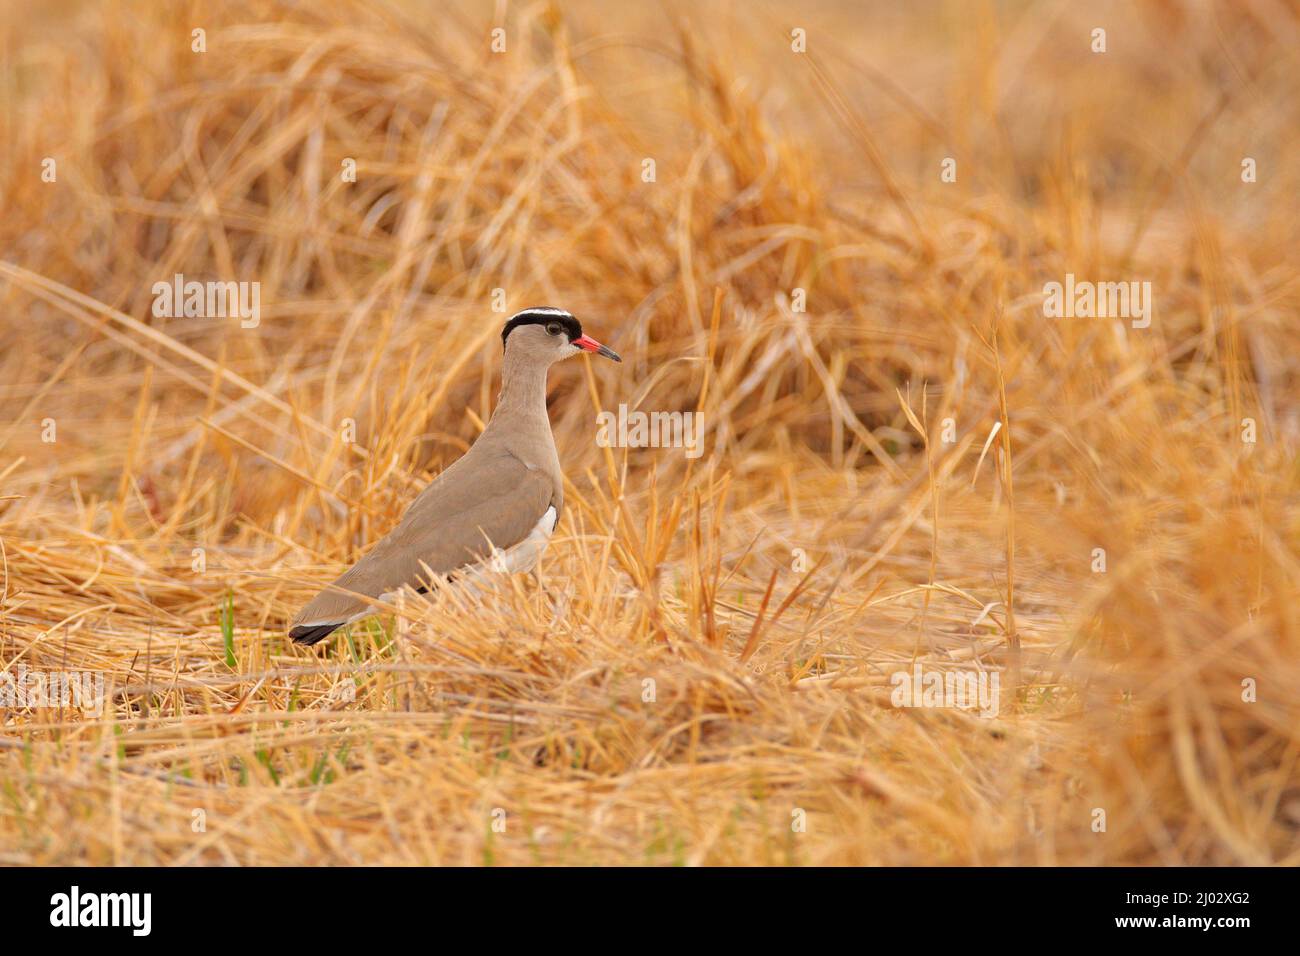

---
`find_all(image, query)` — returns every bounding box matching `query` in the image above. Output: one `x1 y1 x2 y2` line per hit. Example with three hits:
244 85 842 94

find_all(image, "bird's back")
289 429 559 642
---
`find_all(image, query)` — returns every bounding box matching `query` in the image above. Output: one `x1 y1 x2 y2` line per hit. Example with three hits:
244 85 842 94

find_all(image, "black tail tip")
290 622 342 646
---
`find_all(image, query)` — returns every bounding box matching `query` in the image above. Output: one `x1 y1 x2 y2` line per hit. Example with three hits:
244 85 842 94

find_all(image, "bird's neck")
488 351 553 435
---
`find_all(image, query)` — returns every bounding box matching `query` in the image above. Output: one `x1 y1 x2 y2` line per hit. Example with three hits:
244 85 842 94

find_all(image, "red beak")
574 334 621 362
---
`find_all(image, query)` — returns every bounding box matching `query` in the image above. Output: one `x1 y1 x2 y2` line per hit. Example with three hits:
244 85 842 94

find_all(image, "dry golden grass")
1 0 1298 865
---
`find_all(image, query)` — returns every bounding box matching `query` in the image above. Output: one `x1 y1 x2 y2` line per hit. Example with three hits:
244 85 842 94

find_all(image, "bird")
289 307 621 645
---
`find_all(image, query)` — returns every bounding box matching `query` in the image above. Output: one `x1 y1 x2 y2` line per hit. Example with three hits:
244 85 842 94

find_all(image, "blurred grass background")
0 0 1297 864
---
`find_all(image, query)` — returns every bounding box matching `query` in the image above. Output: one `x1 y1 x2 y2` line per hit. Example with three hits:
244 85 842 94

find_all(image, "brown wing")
291 447 553 632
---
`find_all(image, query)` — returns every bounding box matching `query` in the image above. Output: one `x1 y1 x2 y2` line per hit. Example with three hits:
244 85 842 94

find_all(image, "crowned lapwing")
289 307 621 645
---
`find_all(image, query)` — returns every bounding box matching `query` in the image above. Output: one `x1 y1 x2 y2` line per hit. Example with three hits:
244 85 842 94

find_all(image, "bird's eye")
546 323 562 336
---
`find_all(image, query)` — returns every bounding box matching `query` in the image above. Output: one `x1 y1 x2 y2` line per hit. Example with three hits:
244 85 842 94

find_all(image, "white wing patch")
355 506 558 617
489 505 557 574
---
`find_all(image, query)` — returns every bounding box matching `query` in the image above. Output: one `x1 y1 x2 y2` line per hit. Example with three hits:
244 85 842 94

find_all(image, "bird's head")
501 307 621 365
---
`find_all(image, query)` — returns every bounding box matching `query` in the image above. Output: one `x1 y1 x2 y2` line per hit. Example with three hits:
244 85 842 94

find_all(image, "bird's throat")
490 350 553 432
